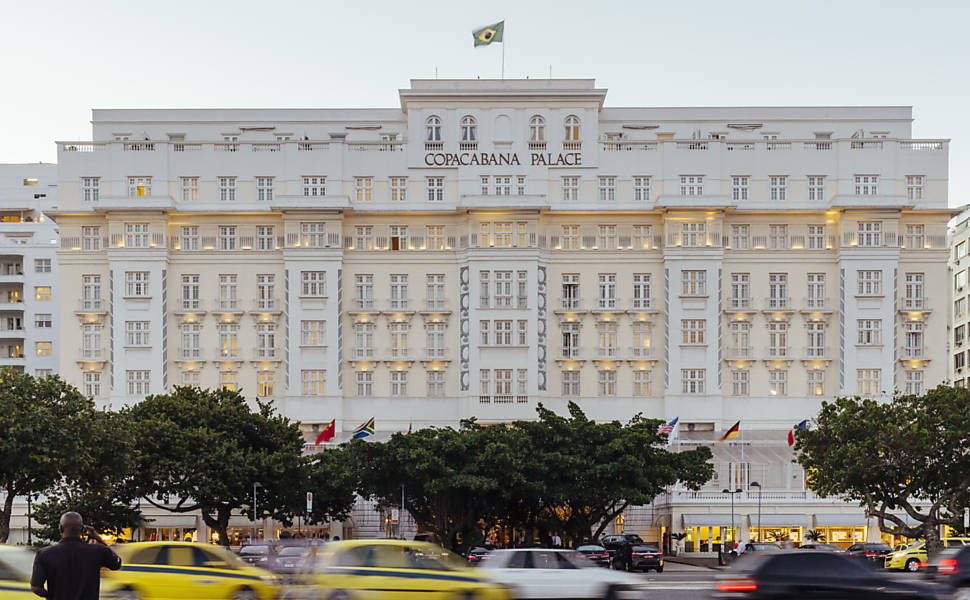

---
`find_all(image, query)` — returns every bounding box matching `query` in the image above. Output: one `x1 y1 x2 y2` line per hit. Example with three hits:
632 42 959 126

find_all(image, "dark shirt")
30 537 121 600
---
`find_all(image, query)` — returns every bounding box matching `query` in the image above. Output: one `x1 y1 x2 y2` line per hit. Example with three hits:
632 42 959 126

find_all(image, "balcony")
252 347 280 361
173 299 206 315
0 299 24 311
630 297 655 311
175 347 203 361
765 346 792 360
211 299 244 314
75 348 106 363
0 272 23 284
763 297 793 312
555 298 587 314
350 299 376 313
901 346 927 361
562 141 582 151
560 347 580 360
458 142 478 152
351 347 375 361
388 348 410 361
387 299 413 313
630 346 655 360
725 297 755 312
424 142 443 152
422 300 450 313
900 297 931 315
251 299 282 314
0 325 24 338
423 348 449 361
528 141 547 151
801 297 834 313
74 299 107 315
803 346 832 361
595 347 619 360
215 348 241 360
725 346 753 360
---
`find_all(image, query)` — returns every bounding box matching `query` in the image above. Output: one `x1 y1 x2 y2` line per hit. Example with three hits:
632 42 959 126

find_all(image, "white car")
479 548 647 599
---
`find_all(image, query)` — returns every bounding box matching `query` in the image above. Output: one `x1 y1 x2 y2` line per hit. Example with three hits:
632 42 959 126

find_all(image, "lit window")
598 225 617 249
632 225 651 249
905 224 925 249
681 319 706 345
681 270 706 296
561 225 580 249
181 177 198 202
564 115 580 141
302 370 326 395
301 320 325 346
633 177 650 202
769 370 787 395
682 222 706 247
807 371 824 396
633 370 650 396
427 225 444 250
906 175 924 201
390 322 409 358
354 177 373 202
857 369 881 396
35 341 52 356
390 176 408 201
257 371 275 397
34 286 52 301
301 222 326 248
220 371 238 392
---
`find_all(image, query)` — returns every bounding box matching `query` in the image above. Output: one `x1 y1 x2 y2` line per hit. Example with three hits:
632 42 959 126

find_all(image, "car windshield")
0 548 34 580
240 545 269 555
278 547 306 556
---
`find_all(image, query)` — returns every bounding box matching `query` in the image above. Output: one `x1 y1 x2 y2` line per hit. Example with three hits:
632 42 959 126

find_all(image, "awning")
747 514 811 528
814 514 868 527
682 514 744 527
141 516 200 528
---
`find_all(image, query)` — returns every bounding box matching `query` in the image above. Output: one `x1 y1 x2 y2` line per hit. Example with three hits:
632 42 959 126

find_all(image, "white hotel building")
51 79 950 548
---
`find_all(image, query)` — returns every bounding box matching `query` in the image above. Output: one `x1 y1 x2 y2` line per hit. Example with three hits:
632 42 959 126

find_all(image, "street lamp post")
252 481 263 542
722 488 743 552
750 482 762 543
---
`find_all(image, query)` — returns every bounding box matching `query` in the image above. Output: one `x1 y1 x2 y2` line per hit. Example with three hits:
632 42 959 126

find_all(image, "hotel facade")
50 79 950 548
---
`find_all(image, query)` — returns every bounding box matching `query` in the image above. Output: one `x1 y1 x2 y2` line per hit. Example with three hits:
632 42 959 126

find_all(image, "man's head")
59 512 84 538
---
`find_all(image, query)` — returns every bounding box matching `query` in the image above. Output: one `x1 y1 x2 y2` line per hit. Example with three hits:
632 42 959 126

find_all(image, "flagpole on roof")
501 18 505 79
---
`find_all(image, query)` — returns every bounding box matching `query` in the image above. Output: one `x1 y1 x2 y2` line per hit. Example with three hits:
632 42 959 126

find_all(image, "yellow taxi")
100 541 282 599
294 539 511 599
885 537 970 571
0 545 34 597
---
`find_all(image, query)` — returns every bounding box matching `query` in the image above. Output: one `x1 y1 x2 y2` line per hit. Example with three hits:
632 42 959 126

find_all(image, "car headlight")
260 575 282 586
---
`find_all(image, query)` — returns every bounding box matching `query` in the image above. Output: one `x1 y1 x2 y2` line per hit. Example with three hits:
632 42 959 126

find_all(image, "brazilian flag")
473 21 504 47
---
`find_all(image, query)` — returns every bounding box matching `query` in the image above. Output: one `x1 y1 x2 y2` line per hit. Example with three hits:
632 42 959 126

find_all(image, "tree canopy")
795 386 970 551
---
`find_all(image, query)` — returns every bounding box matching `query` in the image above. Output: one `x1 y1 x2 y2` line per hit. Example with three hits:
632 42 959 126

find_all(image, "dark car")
237 543 274 567
466 546 493 565
714 551 949 599
798 543 846 552
269 544 308 574
847 542 893 566
922 545 970 596
744 542 783 553
575 545 610 567
613 544 663 573
599 533 644 559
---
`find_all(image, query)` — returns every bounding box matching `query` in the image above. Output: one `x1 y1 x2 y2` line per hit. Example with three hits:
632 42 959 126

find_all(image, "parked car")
480 548 646 599
467 546 494 565
0 545 34 597
744 542 782 553
714 551 949 599
599 533 644 558
798 543 846 552
237 543 275 567
268 544 308 574
887 538 970 572
574 545 610 567
846 542 893 566
612 544 663 573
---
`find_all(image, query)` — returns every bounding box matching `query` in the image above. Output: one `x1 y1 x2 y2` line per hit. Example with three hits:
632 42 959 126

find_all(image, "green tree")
305 445 359 526
795 386 970 553
0 369 103 543
129 387 309 545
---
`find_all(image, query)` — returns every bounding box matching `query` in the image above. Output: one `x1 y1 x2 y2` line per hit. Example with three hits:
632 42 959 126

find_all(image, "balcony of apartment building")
724 297 757 314
0 260 24 285
0 318 25 340
762 297 795 315
802 346 833 361
74 298 108 316
75 347 108 365
899 296 932 318
1 343 25 367
0 290 24 312
800 297 835 315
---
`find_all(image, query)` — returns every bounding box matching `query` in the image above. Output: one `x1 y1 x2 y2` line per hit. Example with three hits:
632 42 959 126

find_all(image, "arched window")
426 116 441 142
460 116 477 142
529 115 545 142
564 115 581 141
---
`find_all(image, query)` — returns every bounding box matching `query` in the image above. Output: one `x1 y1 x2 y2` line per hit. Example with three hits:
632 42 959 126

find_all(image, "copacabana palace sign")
423 151 582 167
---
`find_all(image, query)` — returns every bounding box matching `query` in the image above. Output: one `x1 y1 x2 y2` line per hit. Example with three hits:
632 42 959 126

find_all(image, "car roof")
493 548 571 552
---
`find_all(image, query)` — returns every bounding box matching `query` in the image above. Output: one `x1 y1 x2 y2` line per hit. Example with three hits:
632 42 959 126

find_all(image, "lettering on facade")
423 152 582 167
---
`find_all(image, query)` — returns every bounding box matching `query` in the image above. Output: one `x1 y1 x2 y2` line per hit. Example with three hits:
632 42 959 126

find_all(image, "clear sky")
1 0 966 205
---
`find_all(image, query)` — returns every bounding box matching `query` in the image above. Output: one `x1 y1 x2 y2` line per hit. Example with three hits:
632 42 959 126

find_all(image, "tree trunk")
0 483 15 544
924 520 942 554
202 510 231 547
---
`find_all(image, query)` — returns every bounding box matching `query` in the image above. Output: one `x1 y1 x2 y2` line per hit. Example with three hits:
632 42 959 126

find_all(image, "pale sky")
1 0 966 205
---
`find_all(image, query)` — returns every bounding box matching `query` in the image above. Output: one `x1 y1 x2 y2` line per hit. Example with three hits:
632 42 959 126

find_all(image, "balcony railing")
388 299 411 312
213 298 242 312
562 141 582 151
353 347 375 360
177 299 203 312
252 298 280 312
458 142 478 152
726 346 753 360
803 297 831 311
764 297 792 311
253 347 278 360
726 297 752 311
902 297 927 310
424 142 443 151
902 346 926 360
803 346 831 360
630 346 653 359
77 348 106 361
561 347 580 360
560 297 582 311
528 141 547 151
77 299 105 312
353 299 375 311
177 347 202 360
424 300 448 312
766 346 792 359
631 297 654 310
424 348 448 360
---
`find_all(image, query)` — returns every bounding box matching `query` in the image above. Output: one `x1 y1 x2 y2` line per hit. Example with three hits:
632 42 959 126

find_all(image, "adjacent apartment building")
950 209 970 386
50 79 950 547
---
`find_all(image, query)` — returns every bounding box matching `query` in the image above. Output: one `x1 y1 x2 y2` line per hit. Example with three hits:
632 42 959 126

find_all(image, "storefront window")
750 527 802 544
815 526 866 548
684 526 734 553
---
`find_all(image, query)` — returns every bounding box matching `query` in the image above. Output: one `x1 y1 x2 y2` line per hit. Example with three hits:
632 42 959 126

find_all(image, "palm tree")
805 529 825 543
670 532 688 555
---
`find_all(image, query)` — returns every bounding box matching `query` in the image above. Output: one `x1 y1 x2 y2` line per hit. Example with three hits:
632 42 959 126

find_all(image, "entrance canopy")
683 514 744 528
746 514 811 528
814 514 868 527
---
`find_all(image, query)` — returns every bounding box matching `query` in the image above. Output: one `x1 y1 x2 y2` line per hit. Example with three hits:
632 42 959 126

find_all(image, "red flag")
787 429 795 447
315 419 335 446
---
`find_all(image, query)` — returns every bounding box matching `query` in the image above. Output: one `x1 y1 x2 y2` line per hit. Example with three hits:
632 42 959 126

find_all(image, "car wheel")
233 589 259 600
954 588 970 600
905 558 920 572
114 588 141 600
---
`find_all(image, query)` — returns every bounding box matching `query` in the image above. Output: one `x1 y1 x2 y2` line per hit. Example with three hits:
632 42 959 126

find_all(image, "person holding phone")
30 512 122 599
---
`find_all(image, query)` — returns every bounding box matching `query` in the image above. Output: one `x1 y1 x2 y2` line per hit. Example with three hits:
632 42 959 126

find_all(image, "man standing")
30 512 122 599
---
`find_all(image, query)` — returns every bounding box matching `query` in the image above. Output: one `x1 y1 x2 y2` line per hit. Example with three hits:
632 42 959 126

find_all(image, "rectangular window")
390 322 409 358
124 272 149 297
426 176 444 202
769 176 787 201
681 319 705 345
561 274 579 311
83 372 101 398
632 225 651 249
561 176 580 201
956 325 966 346
598 225 617 249
34 313 51 328
180 323 200 359
904 273 924 309
301 222 326 248
390 274 408 310
517 221 528 248
682 222 706 247
857 270 883 296
257 371 274 397
32 258 50 273
480 271 490 308
681 270 706 296
731 225 750 250
731 371 749 396
517 176 526 195
301 320 325 346
82 226 102 250
806 322 825 357
515 271 527 308
218 323 239 357
256 225 274 250
768 272 789 310
355 177 373 202
807 175 825 201
427 370 445 397
857 368 881 396
301 271 326 297
81 323 102 359
494 176 512 196
35 341 52 356
480 320 490 345
905 370 924 395
631 322 650 359
598 176 616 202
128 176 151 197
956 352 966 371
181 226 200 251
562 371 580 396
561 321 579 358
220 371 238 392
218 225 237 250
125 223 149 248
218 177 236 201
681 369 705 393
81 177 100 202
354 323 374 359
729 322 750 358
427 225 444 250
598 321 617 357
81 275 101 309
680 175 703 196
388 176 407 201
355 274 374 309
355 226 373 250
854 175 879 196
906 175 925 201
356 371 373 396
426 321 445 359
179 176 198 202
426 274 445 311
492 222 512 248
905 224 925 249
807 370 824 396
390 371 408 397
126 321 150 346
494 271 513 307
632 370 650 396
957 298 967 318
218 274 238 310
494 320 512 345
256 324 276 357
729 273 750 309
302 370 326 395
632 273 651 309
127 370 150 396
731 176 749 201
561 225 580 250
598 370 617 396
517 369 528 397
256 177 274 201
769 224 788 249
768 322 789 357
857 319 882 345
180 370 200 387
904 322 924 358
807 225 825 249
302 176 326 197
390 225 408 251
769 370 788 395
597 273 616 309
633 176 650 202
857 221 882 247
